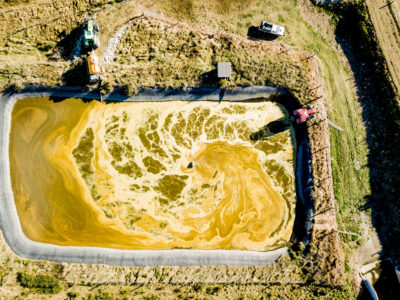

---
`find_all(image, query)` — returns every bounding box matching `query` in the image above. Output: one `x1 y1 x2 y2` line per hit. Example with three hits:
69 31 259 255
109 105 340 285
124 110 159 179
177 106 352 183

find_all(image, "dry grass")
105 16 314 102
1 229 344 298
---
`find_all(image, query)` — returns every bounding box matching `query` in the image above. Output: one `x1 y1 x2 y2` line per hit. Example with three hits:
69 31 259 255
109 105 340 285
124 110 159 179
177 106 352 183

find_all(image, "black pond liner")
269 92 314 247
292 125 314 246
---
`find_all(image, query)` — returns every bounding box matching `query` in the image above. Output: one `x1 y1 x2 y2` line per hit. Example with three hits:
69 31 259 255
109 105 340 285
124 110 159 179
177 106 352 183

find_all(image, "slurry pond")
9 97 296 251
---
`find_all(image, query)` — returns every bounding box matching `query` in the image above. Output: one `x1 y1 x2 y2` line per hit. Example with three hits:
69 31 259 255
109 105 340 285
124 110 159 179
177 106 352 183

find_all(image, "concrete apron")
0 86 311 266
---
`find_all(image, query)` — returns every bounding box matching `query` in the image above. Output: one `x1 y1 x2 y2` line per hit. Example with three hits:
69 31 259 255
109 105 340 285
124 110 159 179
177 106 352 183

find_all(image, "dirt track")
366 0 400 93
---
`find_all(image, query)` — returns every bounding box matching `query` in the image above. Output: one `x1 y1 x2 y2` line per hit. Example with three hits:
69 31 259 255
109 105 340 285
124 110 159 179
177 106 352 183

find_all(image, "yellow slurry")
9 98 296 251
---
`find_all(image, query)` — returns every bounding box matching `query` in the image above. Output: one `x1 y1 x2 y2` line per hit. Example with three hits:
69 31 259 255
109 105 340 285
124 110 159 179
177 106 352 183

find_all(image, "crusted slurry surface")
10 98 295 251
366 0 400 93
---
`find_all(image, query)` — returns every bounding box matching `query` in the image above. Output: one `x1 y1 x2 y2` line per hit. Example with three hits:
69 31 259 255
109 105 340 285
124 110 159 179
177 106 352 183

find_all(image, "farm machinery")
292 106 317 124
83 17 100 50
81 17 102 83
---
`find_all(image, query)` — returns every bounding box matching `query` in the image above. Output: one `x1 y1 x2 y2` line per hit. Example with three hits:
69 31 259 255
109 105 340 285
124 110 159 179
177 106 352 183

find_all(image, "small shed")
217 62 231 79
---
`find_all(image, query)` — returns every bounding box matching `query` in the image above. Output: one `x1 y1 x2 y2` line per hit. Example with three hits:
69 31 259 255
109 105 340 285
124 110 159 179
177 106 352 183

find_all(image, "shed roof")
217 62 231 78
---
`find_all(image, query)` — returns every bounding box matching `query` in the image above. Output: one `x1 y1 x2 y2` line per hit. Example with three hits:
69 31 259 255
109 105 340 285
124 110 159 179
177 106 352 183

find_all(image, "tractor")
292 106 317 124
83 17 100 50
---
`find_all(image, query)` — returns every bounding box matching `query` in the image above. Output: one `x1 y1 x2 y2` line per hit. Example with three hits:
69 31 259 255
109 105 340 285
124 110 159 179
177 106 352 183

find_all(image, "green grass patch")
17 272 62 294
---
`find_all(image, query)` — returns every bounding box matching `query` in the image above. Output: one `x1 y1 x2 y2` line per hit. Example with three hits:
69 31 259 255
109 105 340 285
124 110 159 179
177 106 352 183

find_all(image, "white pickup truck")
258 21 285 36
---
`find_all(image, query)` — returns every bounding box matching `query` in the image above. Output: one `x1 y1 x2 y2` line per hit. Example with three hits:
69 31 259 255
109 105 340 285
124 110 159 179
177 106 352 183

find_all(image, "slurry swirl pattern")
9 98 296 251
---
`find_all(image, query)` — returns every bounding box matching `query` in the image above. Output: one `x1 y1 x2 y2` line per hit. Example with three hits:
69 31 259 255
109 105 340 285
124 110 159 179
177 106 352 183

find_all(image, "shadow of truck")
247 26 279 41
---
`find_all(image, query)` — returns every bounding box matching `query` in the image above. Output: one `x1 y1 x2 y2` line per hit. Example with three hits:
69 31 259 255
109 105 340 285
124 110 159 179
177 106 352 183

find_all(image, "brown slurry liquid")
9 97 296 251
